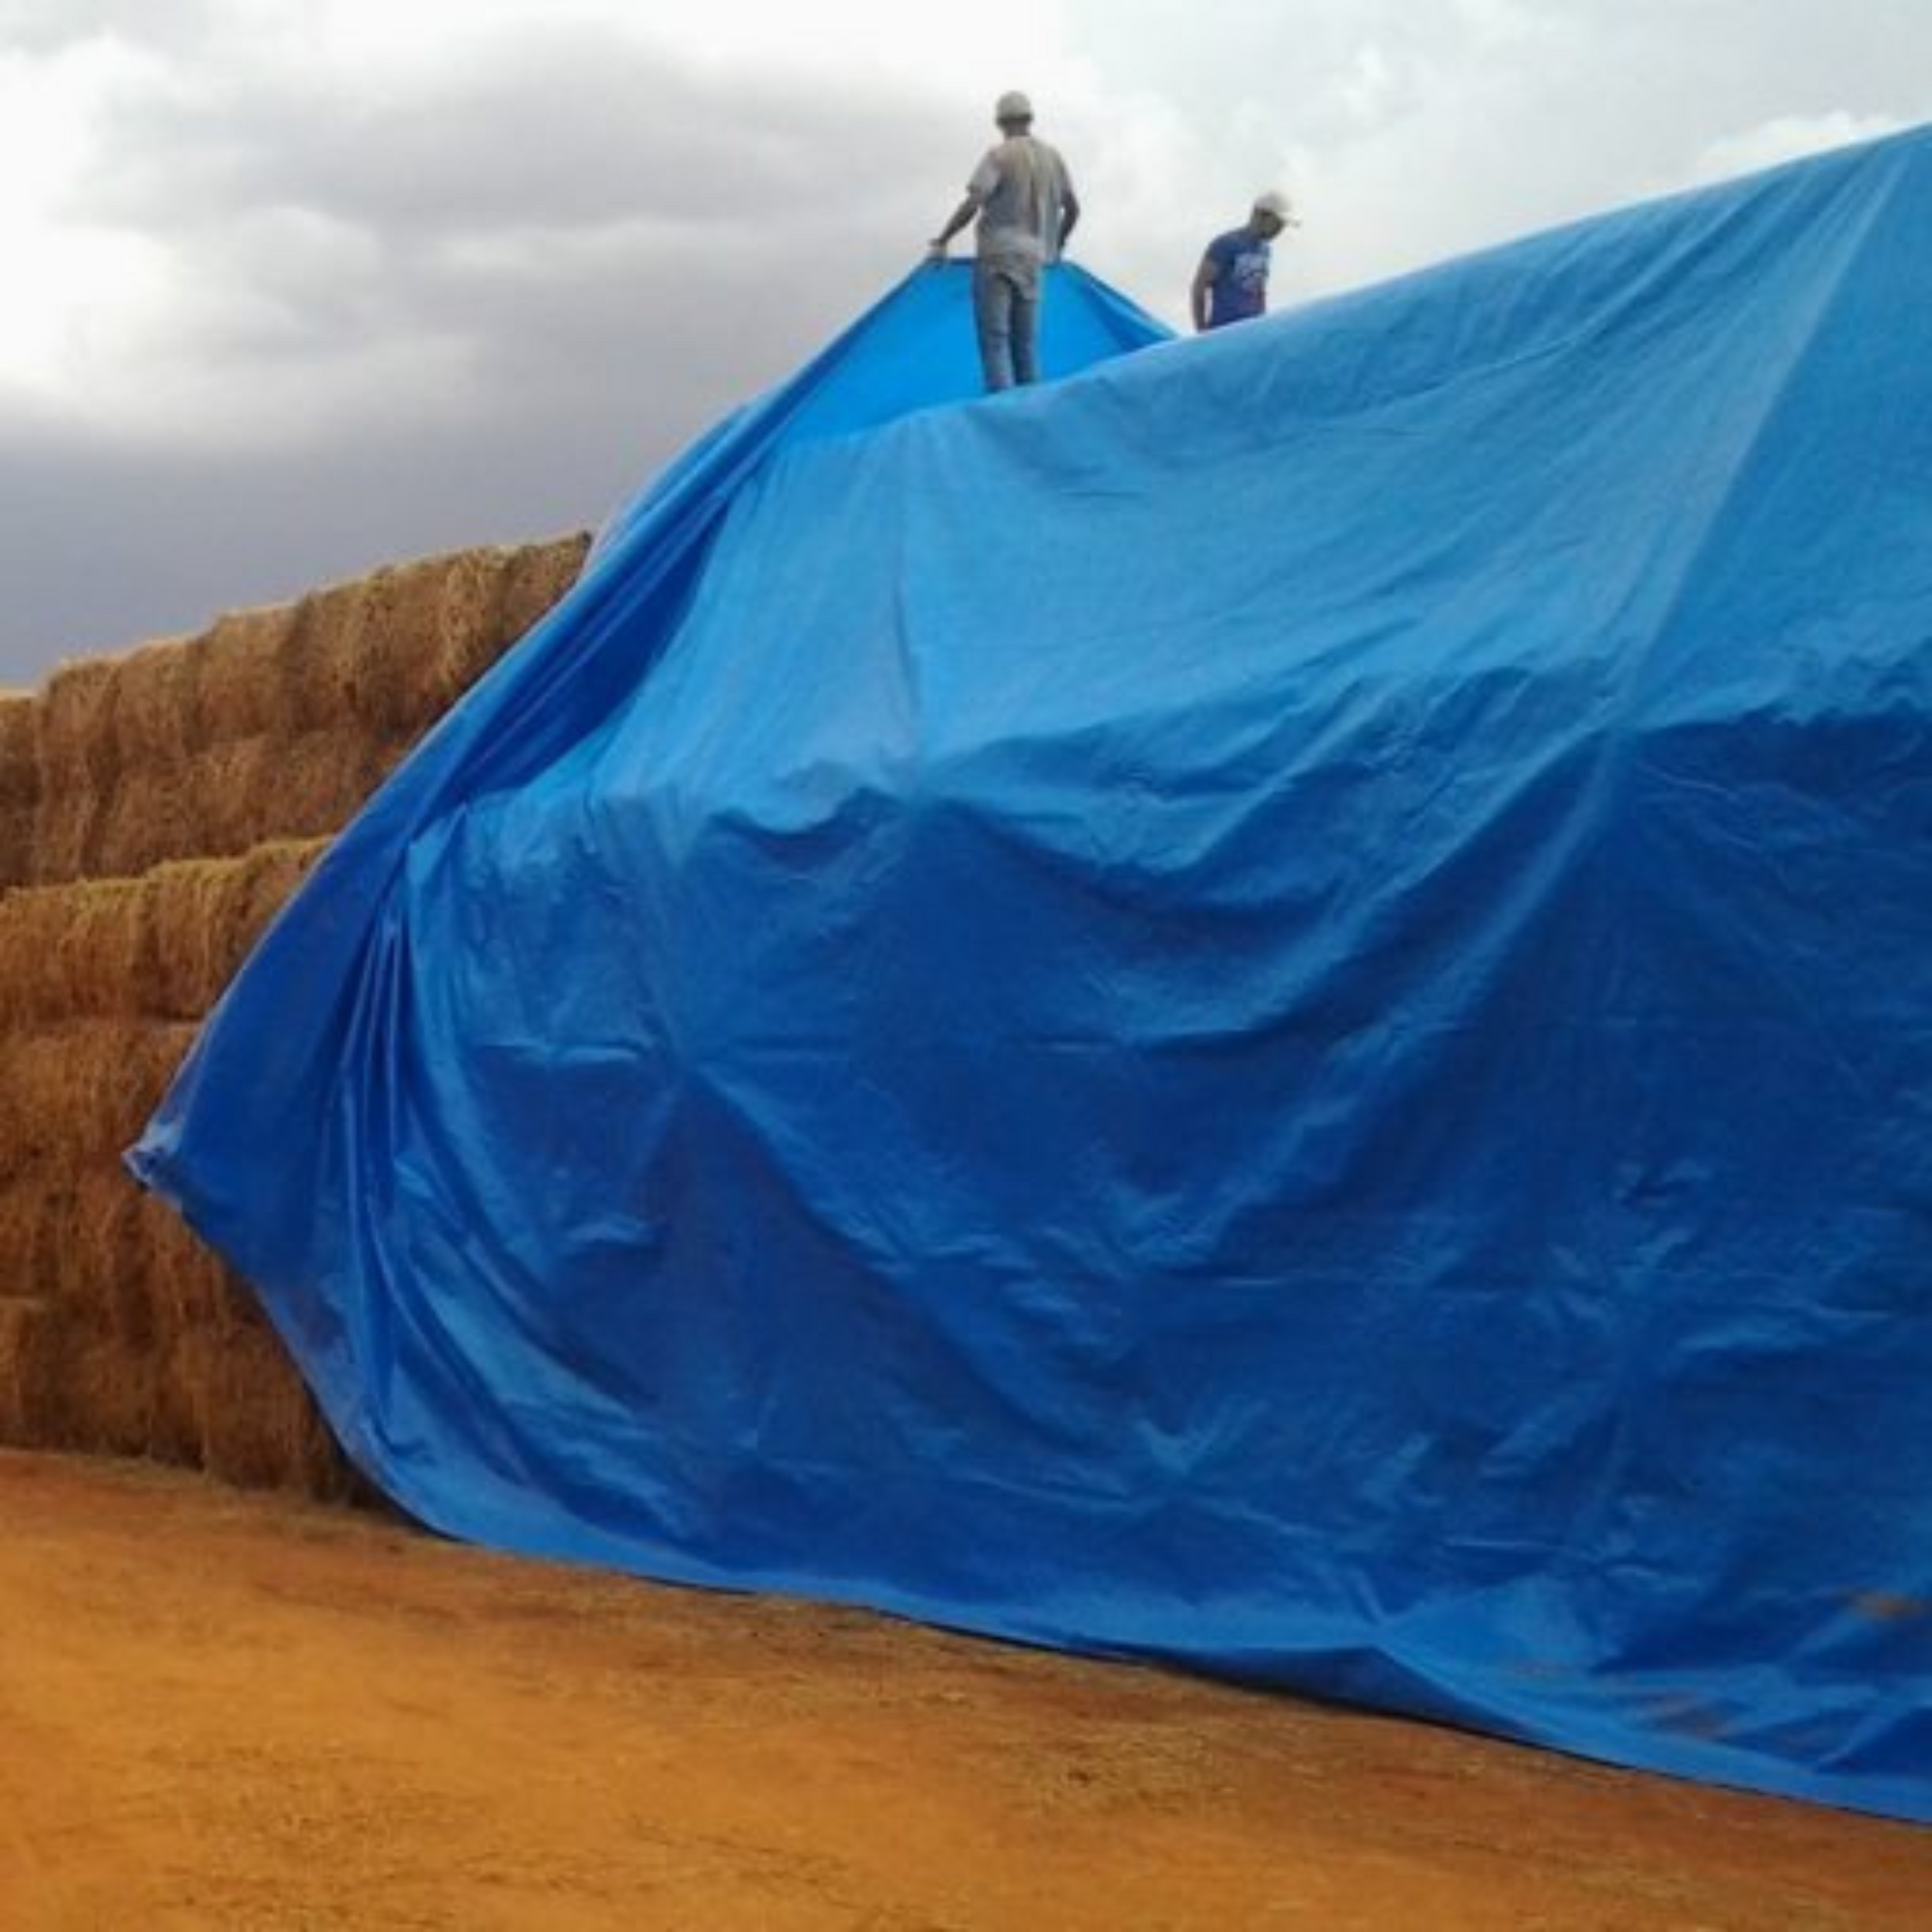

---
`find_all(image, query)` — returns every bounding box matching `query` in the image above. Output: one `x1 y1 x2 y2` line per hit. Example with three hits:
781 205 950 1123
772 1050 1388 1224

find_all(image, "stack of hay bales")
0 535 588 1492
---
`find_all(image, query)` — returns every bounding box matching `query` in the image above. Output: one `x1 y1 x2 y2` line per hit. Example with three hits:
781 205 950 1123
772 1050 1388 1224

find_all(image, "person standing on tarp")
1190 192 1298 332
927 90 1081 392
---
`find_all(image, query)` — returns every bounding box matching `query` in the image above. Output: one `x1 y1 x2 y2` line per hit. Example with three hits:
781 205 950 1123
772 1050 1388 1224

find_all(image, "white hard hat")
995 90 1034 123
1253 190 1296 221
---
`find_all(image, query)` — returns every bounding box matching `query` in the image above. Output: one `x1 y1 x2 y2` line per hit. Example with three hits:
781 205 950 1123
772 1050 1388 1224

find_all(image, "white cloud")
0 37 169 392
1684 110 1906 188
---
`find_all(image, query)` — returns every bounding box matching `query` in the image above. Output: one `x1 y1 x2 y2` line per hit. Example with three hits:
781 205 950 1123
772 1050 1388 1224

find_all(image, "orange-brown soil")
2 1450 1925 1929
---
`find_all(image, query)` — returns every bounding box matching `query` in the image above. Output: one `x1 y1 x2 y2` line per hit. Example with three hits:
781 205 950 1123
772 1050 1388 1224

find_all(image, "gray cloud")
3 1 1930 684
82 28 939 240
0 17 959 678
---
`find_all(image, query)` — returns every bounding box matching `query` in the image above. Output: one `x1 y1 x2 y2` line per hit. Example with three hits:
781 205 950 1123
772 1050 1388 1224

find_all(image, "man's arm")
1057 184 1080 255
1189 253 1218 332
927 192 982 259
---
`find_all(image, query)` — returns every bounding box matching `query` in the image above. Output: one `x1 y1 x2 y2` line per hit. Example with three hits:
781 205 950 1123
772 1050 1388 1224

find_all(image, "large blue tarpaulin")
133 133 1931 1821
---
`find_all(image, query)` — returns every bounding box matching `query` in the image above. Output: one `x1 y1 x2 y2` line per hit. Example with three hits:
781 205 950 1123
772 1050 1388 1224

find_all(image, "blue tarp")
132 138 1932 1822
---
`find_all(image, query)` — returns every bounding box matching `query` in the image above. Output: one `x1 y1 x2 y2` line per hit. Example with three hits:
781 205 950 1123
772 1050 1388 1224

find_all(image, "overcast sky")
1 0 1925 684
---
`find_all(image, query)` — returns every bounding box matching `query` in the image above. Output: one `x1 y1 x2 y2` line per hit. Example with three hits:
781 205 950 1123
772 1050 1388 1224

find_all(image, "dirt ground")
1 1451 1926 1931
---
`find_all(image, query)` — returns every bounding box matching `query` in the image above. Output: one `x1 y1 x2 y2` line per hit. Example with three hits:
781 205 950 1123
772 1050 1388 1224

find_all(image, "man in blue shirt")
1190 192 1297 332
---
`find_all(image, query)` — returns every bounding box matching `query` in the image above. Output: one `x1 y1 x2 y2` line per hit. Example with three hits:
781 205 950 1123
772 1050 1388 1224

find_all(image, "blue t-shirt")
1203 226 1271 328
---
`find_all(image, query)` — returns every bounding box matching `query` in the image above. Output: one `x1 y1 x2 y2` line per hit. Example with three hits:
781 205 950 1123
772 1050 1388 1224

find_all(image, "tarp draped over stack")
134 145 1931 1824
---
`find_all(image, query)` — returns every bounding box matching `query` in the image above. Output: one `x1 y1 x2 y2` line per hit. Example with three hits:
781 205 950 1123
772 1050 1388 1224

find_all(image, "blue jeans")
973 258 1040 391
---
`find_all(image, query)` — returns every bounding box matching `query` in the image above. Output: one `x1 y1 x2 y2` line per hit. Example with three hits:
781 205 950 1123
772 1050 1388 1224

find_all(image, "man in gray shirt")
927 91 1081 392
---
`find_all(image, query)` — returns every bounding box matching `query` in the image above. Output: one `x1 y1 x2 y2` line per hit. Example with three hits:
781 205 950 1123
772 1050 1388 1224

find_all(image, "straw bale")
1 1158 152 1343
0 689 40 807
27 785 98 886
82 728 363 874
296 559 448 737
283 578 364 732
0 1020 197 1179
89 755 208 880
55 876 152 1015
423 536 592 718
278 535 589 743
0 803 34 892
0 874 151 1026
236 834 328 925
227 838 328 984
38 656 121 797
0 1173 64 1298
195 602 302 745
272 728 394 841
139 860 235 1019
0 1295 63 1445
50 1327 158 1458
168 1318 353 1492
142 840 326 1021
0 886 69 1024
51 1163 149 1344
502 532 592 642
0 1238 341 1479
108 632 203 770
134 1185 248 1333
0 853 325 1030
175 727 384 859
0 889 67 1023
173 735 277 859
32 658 126 883
301 536 587 742
369 733 418 793
420 547 517 719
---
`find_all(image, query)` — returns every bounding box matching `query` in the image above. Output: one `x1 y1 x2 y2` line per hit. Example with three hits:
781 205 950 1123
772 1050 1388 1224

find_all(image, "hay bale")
0 1020 197 1179
32 659 125 883
426 535 593 717
50 1327 158 1458
296 537 591 742
272 728 395 841
294 560 439 737
0 1173 63 1297
52 1163 148 1344
0 804 34 893
91 758 207 881
421 547 516 718
174 727 383 860
155 838 327 1019
54 877 152 1016
27 786 100 886
0 886 75 1027
0 1192 346 1484
196 602 302 745
133 1185 247 1333
369 733 418 793
169 1318 354 1492
168 737 274 862
0 875 151 1025
283 578 368 733
0 1296 63 1445
0 840 334 1031
502 531 592 639
0 689 40 807
142 860 239 1020
0 694 41 889
109 633 202 770
224 838 329 994
38 655 121 799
